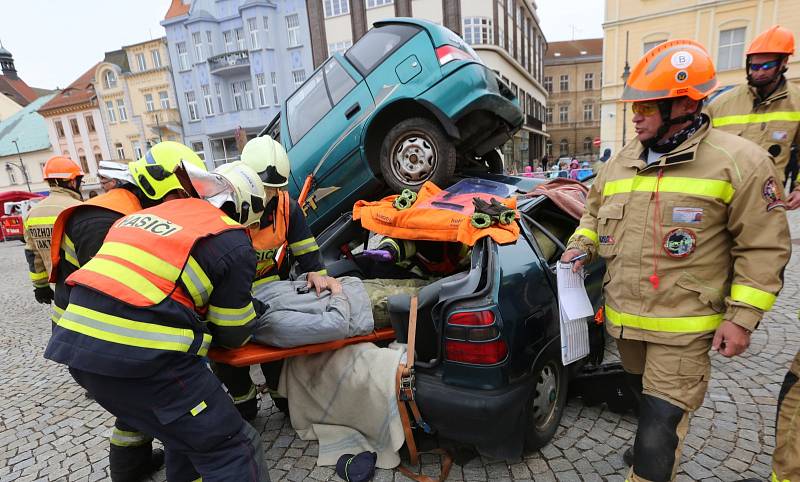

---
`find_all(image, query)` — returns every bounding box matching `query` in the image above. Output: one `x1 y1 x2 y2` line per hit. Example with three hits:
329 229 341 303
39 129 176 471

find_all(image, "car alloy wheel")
390 130 438 186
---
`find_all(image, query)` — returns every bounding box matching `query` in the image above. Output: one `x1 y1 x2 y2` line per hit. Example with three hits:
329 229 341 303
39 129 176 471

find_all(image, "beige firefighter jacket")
707 79 800 184
23 187 82 288
567 121 791 345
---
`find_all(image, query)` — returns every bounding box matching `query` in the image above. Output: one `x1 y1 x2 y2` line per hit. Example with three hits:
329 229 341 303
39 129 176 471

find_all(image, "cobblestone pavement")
1 211 798 482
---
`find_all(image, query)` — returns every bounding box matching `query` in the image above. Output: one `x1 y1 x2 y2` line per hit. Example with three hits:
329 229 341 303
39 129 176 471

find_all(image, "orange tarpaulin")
208 327 397 367
352 182 520 246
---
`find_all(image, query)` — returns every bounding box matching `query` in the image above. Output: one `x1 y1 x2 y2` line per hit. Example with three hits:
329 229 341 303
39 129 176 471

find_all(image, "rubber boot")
622 372 643 466
630 394 685 482
110 444 165 482
213 362 259 421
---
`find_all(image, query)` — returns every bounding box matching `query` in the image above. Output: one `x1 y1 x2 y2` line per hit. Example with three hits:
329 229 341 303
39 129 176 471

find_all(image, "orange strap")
395 296 452 482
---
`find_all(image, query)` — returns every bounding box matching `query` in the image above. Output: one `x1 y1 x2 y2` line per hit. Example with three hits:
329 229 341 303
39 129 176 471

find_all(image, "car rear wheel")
380 117 457 193
524 346 568 452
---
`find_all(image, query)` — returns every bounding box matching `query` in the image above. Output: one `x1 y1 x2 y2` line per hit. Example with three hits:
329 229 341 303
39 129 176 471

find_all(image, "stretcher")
207 326 397 367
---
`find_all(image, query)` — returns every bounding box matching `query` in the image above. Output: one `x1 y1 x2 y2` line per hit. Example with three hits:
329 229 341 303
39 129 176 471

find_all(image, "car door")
283 56 374 228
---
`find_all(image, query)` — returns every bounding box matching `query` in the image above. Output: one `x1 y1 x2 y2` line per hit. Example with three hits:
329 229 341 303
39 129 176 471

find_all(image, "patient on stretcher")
250 274 427 348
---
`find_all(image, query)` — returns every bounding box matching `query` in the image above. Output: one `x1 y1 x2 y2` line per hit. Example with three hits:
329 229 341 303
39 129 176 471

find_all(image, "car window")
324 58 356 105
521 200 577 265
286 69 331 144
345 24 421 76
265 113 280 141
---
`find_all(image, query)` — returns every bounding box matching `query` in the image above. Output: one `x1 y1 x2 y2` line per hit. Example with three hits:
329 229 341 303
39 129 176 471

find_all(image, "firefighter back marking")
117 214 183 237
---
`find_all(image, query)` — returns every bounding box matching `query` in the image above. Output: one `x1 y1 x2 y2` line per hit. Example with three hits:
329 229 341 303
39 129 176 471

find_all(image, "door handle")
345 103 361 119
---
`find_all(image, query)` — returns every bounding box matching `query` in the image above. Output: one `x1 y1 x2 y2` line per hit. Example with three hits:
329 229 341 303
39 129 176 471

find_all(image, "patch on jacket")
772 130 788 141
762 177 785 211
599 235 616 245
663 228 696 258
672 207 703 224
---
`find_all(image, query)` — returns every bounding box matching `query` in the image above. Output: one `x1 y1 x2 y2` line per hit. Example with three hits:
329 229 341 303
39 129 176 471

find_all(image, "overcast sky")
3 0 605 90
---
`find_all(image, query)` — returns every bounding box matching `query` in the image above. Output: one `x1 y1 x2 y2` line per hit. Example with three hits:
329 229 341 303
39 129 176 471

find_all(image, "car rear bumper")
415 370 533 459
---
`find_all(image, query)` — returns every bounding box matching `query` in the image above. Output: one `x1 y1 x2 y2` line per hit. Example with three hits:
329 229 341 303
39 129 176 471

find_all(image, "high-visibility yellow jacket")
707 79 800 184
23 187 82 288
567 120 791 345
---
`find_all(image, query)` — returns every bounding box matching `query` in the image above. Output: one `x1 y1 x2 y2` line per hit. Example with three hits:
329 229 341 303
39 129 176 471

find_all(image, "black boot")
623 446 634 466
236 397 258 421
631 394 685 482
110 446 165 482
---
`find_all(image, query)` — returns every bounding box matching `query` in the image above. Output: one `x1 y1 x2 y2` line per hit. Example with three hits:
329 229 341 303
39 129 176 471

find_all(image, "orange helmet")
621 39 718 103
747 25 794 56
43 155 83 181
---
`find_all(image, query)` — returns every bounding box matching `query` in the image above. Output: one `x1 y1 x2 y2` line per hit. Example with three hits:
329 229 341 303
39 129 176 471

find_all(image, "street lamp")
8 139 32 192
621 31 631 147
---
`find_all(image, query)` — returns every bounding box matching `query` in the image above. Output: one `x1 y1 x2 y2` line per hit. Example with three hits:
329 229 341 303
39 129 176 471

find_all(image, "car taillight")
444 310 507 364
436 45 474 65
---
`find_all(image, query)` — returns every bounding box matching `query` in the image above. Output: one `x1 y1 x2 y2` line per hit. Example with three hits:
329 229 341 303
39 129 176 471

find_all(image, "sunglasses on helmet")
749 60 780 71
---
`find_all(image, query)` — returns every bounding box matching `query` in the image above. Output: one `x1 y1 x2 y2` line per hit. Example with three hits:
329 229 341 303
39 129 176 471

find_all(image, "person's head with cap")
335 452 377 482
42 155 84 195
746 25 794 95
128 141 207 204
240 136 290 206
98 160 134 192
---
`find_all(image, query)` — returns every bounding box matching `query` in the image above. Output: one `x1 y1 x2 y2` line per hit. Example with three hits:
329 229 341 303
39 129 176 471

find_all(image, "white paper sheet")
556 262 594 365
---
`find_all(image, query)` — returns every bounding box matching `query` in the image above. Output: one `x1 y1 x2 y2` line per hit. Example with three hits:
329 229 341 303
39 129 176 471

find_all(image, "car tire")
482 149 504 174
380 117 457 193
523 345 568 452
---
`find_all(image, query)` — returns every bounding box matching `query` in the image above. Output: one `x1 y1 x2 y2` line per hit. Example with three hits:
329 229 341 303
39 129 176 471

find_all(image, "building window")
292 69 306 87
193 32 204 61
136 53 147 71
223 31 235 53
117 99 128 121
83 114 97 132
78 155 88 173
718 27 746 71
106 101 117 123
543 76 552 94
584 73 594 90
191 141 206 161
263 16 270 33
545 106 552 124
248 18 261 50
559 105 568 123
177 42 189 70
235 28 246 51
286 14 301 47
271 72 279 104
231 82 244 111
145 94 155 112
151 49 162 68
159 91 170 109
324 0 349 17
327 40 352 56
366 0 393 7
215 83 224 113
463 17 492 45
507 0 514 16
206 31 214 56
202 85 214 116
256 73 268 107
186 91 199 121
559 139 568 156
560 75 569 91
115 143 125 159
643 39 666 54
103 70 117 89
69 118 80 136
243 80 254 110
133 141 143 160
583 137 593 153
94 153 102 162
583 103 593 121
55 120 65 138
546 139 552 157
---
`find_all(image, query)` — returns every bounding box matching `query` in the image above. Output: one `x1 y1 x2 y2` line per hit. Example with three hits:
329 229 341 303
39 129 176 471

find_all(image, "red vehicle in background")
0 191 44 241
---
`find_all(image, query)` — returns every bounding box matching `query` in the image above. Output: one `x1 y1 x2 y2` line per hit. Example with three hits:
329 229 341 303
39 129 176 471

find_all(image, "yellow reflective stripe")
603 176 735 204
731 284 776 311
317 269 328 276
605 304 723 333
25 216 57 227
30 271 48 281
51 305 65 324
221 216 240 226
712 111 800 127
289 237 319 256
207 303 256 327
233 384 258 404
190 401 207 416
570 228 599 246
63 234 80 268
57 304 201 352
253 275 280 287
110 428 152 447
256 258 275 270
180 256 213 308
80 258 165 304
98 242 181 280
771 471 788 482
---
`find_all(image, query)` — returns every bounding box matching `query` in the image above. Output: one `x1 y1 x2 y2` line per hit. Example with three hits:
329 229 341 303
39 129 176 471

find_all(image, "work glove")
34 286 54 305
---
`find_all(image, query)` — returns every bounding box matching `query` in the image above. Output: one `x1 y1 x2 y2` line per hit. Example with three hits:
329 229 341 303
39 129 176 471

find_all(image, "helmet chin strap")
641 100 698 149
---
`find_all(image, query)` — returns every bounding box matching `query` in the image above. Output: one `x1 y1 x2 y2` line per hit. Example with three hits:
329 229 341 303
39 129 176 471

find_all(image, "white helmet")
240 136 290 188
98 160 134 185
214 161 267 228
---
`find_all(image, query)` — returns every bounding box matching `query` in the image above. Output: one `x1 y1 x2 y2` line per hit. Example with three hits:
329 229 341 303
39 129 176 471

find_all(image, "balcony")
526 115 543 130
146 108 182 134
208 50 250 77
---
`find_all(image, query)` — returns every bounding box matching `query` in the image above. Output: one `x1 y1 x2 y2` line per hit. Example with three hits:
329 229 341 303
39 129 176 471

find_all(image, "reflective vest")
67 198 242 312
251 190 290 285
49 188 142 282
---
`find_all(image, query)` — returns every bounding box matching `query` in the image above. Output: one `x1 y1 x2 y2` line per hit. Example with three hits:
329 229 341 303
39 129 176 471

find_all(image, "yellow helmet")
214 161 267 227
129 141 207 200
240 136 290 188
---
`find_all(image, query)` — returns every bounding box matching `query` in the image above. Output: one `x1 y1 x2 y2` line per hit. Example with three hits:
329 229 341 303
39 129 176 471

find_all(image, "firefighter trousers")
616 336 712 482
773 349 800 482
109 418 156 481
70 358 269 482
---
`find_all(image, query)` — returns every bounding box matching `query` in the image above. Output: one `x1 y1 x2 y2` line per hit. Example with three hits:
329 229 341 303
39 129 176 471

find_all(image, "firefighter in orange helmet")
23 155 83 306
707 25 800 202
562 39 790 481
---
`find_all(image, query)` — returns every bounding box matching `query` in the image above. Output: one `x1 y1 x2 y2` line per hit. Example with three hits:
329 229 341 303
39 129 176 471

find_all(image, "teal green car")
261 18 524 233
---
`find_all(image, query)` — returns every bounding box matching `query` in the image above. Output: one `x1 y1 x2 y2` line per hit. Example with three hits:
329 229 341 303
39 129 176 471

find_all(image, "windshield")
415 179 516 214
